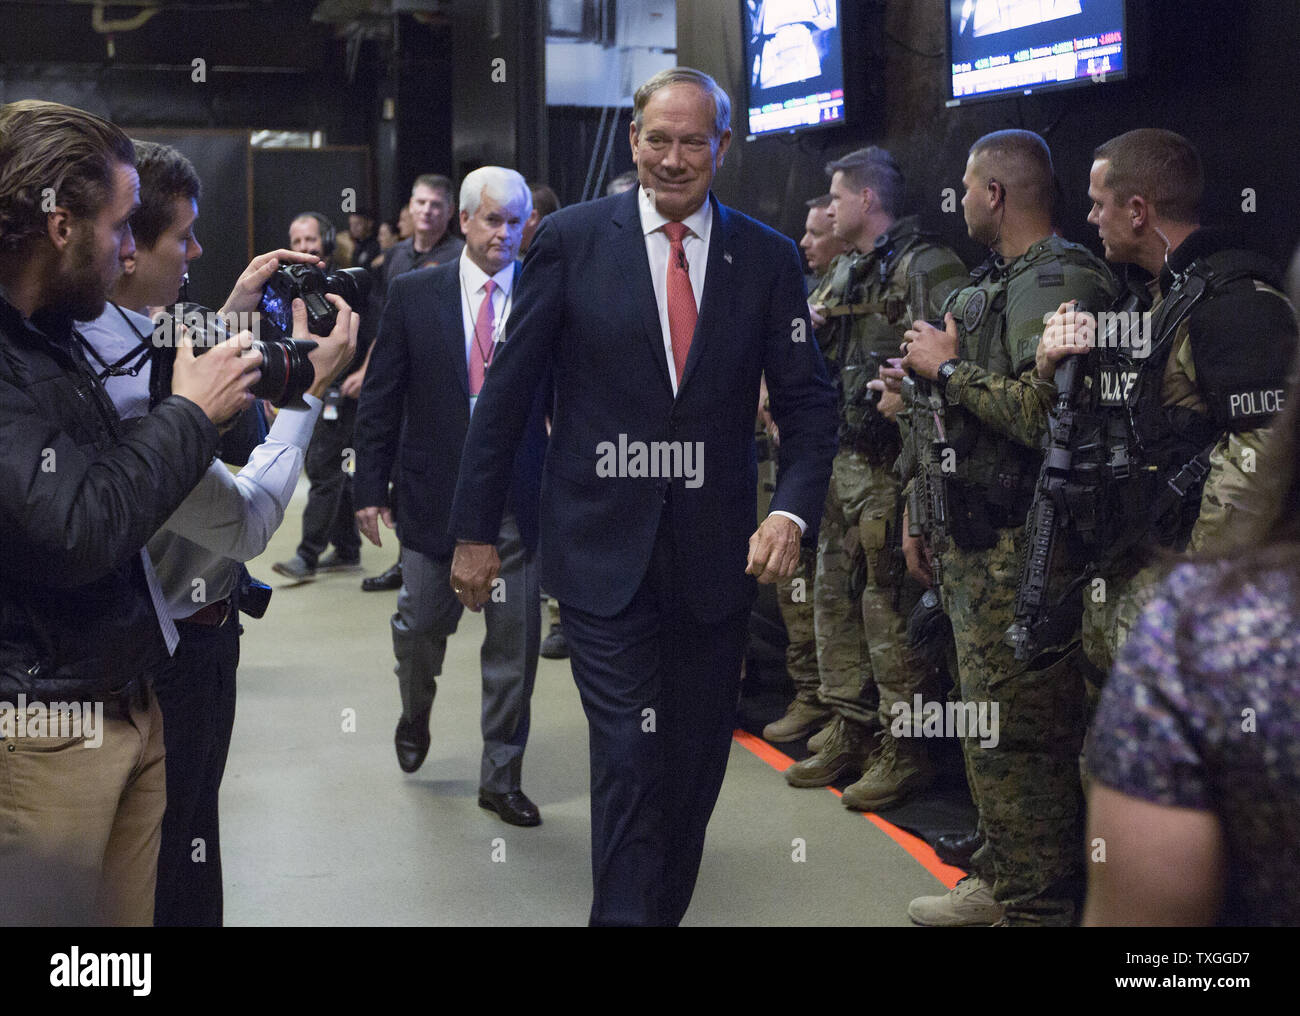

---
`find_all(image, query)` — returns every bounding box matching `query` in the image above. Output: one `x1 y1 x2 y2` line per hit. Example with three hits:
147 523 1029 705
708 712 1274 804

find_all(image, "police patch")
962 289 988 332
1228 388 1286 420
1098 365 1140 406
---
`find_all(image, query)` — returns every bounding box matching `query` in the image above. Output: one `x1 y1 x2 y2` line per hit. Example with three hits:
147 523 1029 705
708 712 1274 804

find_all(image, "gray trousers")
391 515 540 793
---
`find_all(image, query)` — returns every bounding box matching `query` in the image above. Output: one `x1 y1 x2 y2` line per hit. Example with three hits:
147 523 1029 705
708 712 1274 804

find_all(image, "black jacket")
353 261 548 558
0 294 219 702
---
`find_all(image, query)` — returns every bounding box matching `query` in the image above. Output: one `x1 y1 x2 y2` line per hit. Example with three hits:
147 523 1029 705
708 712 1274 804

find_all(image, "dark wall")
451 0 548 186
546 106 637 207
252 147 372 261
0 2 377 143
680 0 1300 269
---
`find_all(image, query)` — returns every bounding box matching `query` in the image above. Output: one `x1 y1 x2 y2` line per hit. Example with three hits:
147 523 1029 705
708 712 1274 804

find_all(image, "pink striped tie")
662 221 697 386
469 278 497 397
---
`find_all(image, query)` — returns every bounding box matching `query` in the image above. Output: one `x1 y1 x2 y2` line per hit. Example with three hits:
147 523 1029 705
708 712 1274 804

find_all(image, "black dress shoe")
478 789 542 827
362 560 403 592
935 829 983 868
394 709 431 773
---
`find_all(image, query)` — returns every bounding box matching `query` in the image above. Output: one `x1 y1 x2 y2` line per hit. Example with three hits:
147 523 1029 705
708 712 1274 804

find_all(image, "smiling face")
629 82 731 222
53 160 138 322
289 216 324 258
128 194 202 306
461 188 528 277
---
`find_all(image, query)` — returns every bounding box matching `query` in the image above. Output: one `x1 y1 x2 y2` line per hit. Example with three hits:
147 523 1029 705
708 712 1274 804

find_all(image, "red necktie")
469 277 497 397
662 221 697 386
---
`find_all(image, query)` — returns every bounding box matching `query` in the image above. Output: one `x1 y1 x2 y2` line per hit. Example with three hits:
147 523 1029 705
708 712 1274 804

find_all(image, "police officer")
782 147 966 809
901 130 1116 926
1036 128 1298 676
762 195 848 743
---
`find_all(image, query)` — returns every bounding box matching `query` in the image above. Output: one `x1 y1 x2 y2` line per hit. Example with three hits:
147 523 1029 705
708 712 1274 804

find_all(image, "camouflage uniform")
759 417 820 704
777 547 819 703
787 218 965 782
1082 260 1297 675
913 237 1115 924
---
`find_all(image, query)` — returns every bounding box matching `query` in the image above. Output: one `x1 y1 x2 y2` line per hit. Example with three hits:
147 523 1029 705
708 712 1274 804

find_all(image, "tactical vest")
942 237 1106 532
1072 249 1289 563
816 220 942 466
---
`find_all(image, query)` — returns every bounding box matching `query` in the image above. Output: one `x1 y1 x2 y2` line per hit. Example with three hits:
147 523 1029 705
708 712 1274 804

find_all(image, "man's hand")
1036 301 1094 380
876 389 904 421
878 356 906 394
171 329 264 427
901 313 959 381
219 249 323 317
809 302 827 328
339 368 365 399
301 295 358 399
451 541 500 611
356 506 395 547
900 505 933 588
746 514 801 583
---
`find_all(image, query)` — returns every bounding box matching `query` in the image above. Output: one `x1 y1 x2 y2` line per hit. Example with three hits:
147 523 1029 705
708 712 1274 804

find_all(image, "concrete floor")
221 478 944 925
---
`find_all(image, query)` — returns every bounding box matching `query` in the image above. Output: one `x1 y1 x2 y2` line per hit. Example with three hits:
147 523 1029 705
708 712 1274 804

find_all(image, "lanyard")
459 272 512 372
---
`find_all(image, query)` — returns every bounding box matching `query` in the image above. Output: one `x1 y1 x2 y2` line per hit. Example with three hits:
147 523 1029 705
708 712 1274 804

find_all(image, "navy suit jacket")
353 260 547 559
448 188 837 623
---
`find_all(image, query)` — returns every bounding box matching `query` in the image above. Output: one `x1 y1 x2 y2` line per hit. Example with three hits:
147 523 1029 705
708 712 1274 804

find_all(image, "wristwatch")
935 358 962 398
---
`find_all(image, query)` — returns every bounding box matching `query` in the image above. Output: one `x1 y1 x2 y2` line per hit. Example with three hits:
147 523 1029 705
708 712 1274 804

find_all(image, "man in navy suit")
353 166 548 827
449 69 838 924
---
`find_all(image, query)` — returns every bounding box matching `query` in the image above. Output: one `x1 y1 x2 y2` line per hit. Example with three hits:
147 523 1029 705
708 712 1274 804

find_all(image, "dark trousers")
152 606 240 927
298 395 360 566
561 517 748 927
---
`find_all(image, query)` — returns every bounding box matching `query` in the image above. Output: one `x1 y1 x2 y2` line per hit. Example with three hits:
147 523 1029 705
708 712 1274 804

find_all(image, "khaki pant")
0 690 166 926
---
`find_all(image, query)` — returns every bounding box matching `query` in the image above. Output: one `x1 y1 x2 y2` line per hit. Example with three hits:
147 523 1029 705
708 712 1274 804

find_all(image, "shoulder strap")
1150 249 1281 353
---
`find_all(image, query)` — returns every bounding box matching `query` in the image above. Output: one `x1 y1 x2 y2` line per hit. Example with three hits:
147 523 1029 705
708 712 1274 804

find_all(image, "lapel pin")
723 252 733 264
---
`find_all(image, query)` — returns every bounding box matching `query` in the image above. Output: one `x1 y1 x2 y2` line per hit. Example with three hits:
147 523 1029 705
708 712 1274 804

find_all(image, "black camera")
148 302 319 410
259 264 370 338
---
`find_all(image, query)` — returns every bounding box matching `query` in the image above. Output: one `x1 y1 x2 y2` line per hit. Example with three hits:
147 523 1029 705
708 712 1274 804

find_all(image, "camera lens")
249 338 317 406
327 267 371 308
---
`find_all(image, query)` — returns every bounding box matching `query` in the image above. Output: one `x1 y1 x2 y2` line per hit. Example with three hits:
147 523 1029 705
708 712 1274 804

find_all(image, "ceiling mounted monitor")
743 0 847 139
946 0 1129 106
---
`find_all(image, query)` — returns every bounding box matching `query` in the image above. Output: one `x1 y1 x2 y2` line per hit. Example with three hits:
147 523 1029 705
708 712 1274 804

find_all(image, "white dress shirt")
636 188 805 535
458 250 517 415
637 186 711 398
79 304 323 620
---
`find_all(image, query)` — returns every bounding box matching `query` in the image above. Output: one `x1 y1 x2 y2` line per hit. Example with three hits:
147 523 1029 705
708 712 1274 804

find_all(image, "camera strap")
76 302 152 382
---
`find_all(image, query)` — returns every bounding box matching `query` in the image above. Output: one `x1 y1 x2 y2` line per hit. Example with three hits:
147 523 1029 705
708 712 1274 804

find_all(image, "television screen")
743 0 846 138
946 0 1128 105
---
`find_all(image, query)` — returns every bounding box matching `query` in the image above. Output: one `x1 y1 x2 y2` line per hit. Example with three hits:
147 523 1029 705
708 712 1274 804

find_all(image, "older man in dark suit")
449 68 837 925
353 166 547 827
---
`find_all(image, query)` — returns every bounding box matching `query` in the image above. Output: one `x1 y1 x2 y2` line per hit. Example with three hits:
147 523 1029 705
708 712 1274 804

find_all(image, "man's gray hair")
459 166 533 219
633 67 731 138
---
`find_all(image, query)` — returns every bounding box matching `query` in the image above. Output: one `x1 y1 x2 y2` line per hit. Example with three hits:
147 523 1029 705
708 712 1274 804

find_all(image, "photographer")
0 101 263 926
273 211 366 580
77 142 358 925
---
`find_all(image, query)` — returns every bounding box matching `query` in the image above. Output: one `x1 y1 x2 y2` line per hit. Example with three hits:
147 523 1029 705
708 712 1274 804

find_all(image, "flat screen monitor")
946 0 1129 106
743 0 846 138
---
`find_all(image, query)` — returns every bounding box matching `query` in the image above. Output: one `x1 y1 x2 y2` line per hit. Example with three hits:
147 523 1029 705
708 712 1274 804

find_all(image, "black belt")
177 596 233 628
